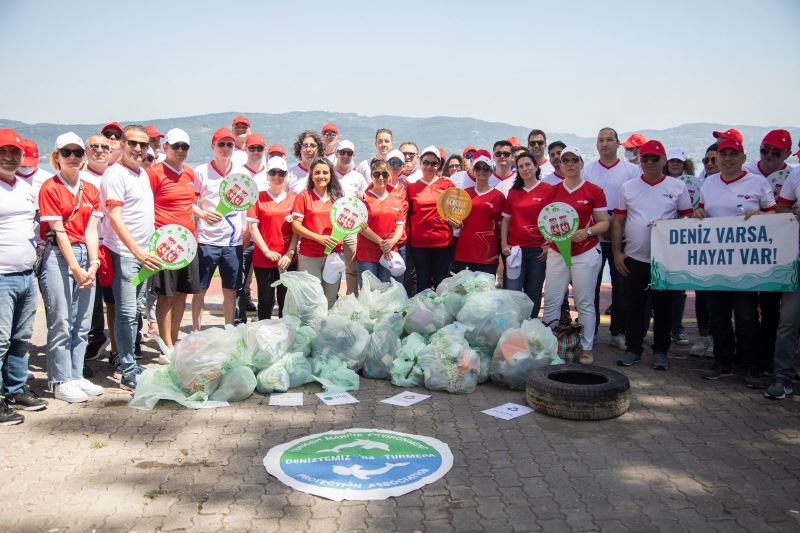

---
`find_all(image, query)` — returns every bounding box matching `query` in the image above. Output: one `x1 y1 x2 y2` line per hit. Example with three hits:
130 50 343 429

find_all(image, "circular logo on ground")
537 202 579 242
263 428 453 501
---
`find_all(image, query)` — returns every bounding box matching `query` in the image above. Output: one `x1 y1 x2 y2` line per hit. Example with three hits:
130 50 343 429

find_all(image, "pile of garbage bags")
130 269 561 410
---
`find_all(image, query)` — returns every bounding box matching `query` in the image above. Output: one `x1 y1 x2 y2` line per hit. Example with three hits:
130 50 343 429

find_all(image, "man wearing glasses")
399 141 422 184
145 125 165 162
191 128 244 331
334 140 367 294
321 123 340 163
527 129 555 176
231 115 251 167
101 125 161 391
492 140 518 197
101 121 124 166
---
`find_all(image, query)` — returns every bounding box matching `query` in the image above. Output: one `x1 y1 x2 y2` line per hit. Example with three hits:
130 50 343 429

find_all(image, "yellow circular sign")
436 188 473 223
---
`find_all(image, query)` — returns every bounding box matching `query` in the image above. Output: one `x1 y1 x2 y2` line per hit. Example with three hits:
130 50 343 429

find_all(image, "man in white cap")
333 140 367 294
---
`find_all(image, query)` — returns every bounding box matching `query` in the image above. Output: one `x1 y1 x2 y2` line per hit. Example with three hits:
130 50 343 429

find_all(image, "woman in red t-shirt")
291 158 344 308
406 145 456 293
356 159 407 284
39 132 105 403
500 151 552 317
540 146 609 364
247 157 298 319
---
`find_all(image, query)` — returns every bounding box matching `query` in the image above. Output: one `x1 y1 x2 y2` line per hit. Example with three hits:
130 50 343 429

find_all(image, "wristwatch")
587 228 594 236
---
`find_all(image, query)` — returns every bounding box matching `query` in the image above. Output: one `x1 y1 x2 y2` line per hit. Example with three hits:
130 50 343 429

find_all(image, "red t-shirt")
454 187 506 264
148 162 197 233
38 176 102 244
542 180 607 256
406 177 454 248
502 181 553 248
292 189 342 257
377 181 409 245
356 189 407 262
247 190 296 268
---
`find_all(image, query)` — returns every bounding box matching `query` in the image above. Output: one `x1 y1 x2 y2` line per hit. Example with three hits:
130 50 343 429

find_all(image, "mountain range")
1 112 797 169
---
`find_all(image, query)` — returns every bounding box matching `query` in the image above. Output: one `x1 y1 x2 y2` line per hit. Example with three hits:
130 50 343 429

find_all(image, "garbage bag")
312 315 370 370
209 366 257 401
272 271 328 329
291 325 316 357
245 316 299 370
374 312 405 336
330 293 369 323
422 323 481 394
390 332 429 388
256 352 314 393
311 355 360 392
489 319 561 389
456 290 534 348
471 344 494 384
404 289 457 336
170 326 246 394
129 367 214 410
358 271 409 318
435 270 497 315
362 328 401 379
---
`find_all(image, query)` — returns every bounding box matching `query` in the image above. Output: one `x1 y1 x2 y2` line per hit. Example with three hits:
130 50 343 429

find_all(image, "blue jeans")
505 247 547 318
774 283 800 382
111 250 146 379
356 261 393 285
39 244 95 384
0 270 36 395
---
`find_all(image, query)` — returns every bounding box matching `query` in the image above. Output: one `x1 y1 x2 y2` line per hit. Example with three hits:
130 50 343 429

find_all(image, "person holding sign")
291 158 345 308
500 151 552 318
406 146 456 293
612 140 693 371
694 136 776 385
355 159 407 283
101 125 160 391
540 146 609 364
247 157 298 319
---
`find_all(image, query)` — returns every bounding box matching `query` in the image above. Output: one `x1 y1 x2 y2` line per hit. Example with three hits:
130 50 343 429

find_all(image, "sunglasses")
421 159 439 167
494 151 512 158
268 169 287 177
248 146 265 152
338 150 354 156
103 131 122 140
171 143 190 151
473 165 492 173
760 147 783 158
145 155 155 163
446 164 462 171
58 147 85 158
560 157 581 165
88 143 110 152
301 143 318 150
322 131 337 137
702 157 717 165
402 151 418 159
640 155 662 163
528 140 546 146
387 160 403 167
216 141 235 148
372 171 389 179
464 152 475 160
125 139 149 150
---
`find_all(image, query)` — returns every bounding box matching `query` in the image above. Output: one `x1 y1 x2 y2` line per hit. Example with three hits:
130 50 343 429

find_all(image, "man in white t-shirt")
191 127 245 330
491 140 519 197
231 115 251 167
101 124 160 391
583 127 641 348
527 129 555 176
356 128 393 180
398 141 422 184
612 140 693 371
334 140 368 294
542 141 566 185
321 123 340 163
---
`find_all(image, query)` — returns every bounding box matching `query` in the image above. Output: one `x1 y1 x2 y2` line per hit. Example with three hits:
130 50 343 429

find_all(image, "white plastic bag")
489 319 561 389
312 315 370 370
404 289 457 336
272 271 328 329
422 323 481 394
456 290 534 348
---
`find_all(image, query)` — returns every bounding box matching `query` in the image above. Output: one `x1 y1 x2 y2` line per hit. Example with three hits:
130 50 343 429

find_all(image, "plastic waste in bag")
245 316 299 370
358 271 409 318
404 289 458 336
170 326 246 394
456 290 534 348
256 352 314 394
291 325 316 357
272 271 328 329
390 332 429 388
130 367 216 410
209 366 257 401
422 323 481 394
362 328 401 379
329 294 369 324
471 344 494 384
312 315 370 370
435 270 497 315
311 355 360 392
489 318 561 389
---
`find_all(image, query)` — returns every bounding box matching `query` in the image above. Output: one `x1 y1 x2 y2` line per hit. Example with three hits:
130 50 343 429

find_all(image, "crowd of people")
1 116 799 426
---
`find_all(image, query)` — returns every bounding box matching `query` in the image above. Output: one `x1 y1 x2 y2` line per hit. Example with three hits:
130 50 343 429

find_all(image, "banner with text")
650 214 799 292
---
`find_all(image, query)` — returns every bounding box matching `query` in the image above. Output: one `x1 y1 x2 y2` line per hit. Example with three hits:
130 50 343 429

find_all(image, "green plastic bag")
129 367 217 410
423 323 481 394
435 270 497 315
245 316 299 370
404 289 457 336
456 290 534 348
291 325 316 357
256 352 313 393
312 315 370 370
311 355 360 392
272 271 328 329
209 366 257 401
390 332 428 388
358 271 409 319
170 326 246 395
489 319 562 390
362 328 401 380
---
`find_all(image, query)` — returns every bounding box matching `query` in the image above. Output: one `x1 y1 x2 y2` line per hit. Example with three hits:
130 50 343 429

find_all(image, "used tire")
525 364 630 420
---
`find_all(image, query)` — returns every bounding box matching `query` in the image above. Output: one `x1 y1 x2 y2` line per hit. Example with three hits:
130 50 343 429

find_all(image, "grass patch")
144 488 177 500
89 439 108 449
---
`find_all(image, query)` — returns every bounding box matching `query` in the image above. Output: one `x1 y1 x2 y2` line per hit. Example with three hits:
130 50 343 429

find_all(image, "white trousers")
542 246 602 351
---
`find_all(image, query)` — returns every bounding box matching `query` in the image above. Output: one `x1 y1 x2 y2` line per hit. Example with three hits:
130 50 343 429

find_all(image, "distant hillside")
2 112 796 169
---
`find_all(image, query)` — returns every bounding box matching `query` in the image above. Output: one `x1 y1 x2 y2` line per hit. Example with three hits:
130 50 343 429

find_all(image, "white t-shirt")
231 148 248 168
542 171 565 186
537 159 555 176
336 168 368 197
582 158 640 210
356 158 376 181
16 168 54 199
743 160 794 197
285 163 309 194
400 169 422 185
80 168 104 189
242 164 268 192
493 171 518 198
699 172 776 217
615 175 693 263
449 170 500 191
194 161 246 246
776 170 800 258
101 162 155 257
0 177 37 273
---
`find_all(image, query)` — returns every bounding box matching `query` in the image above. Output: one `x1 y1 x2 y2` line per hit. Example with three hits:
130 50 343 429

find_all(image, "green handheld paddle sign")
131 224 198 285
216 173 258 216
325 197 369 254
537 202 580 267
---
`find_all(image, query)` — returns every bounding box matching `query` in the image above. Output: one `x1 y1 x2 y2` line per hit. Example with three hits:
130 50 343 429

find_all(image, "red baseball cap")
20 139 40 167
622 133 647 149
462 145 477 158
231 115 250 128
267 143 286 156
712 128 743 143
246 133 266 148
321 123 338 134
717 138 744 153
101 121 123 134
212 128 235 144
639 140 666 158
145 125 164 139
0 129 24 151
761 129 792 151
507 136 521 147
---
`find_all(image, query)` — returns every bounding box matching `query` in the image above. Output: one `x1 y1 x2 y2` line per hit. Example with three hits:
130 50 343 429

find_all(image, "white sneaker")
706 336 714 357
77 378 104 396
690 336 714 357
610 334 626 350
54 381 89 403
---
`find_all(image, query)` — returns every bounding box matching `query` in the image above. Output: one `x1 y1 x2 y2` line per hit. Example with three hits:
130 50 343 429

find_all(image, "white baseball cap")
165 128 190 146
561 146 584 160
267 156 288 172
337 140 355 153
666 147 688 162
420 145 441 161
322 252 346 284
506 246 522 280
386 149 404 163
379 252 407 277
55 132 85 150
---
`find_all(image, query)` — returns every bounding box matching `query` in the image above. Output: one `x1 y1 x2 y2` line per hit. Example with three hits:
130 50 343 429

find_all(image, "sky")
1 0 798 137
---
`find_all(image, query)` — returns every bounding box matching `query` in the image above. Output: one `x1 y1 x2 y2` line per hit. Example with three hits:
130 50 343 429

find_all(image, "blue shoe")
764 381 793 400
120 373 138 392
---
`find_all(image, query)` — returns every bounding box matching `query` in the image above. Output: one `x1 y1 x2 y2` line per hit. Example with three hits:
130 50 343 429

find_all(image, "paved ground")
3 286 800 533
